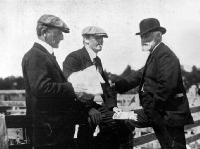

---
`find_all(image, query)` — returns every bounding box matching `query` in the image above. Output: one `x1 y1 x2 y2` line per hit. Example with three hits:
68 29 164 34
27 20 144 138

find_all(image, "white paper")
112 111 137 120
68 66 104 95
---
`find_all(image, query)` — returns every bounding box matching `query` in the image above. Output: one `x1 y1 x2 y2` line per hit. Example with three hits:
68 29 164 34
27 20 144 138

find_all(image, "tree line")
0 65 199 91
181 65 200 90
0 76 24 90
105 65 200 91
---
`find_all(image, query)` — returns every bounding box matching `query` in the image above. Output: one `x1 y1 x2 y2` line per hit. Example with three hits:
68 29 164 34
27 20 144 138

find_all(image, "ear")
84 39 89 44
83 37 89 44
41 26 48 36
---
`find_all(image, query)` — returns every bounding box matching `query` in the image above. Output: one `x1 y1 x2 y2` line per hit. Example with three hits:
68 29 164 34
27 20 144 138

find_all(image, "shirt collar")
36 39 54 55
85 45 97 62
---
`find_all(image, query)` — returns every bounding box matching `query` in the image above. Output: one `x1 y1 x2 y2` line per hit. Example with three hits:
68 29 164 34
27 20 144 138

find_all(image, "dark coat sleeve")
63 52 98 110
115 68 143 93
63 53 82 79
23 51 75 99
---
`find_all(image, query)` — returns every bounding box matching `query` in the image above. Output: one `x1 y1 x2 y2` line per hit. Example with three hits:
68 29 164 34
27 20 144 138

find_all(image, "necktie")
93 57 103 75
138 52 152 93
93 57 109 84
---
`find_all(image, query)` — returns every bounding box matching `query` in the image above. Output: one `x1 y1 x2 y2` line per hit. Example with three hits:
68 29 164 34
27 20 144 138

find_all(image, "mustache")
142 43 150 46
97 42 103 46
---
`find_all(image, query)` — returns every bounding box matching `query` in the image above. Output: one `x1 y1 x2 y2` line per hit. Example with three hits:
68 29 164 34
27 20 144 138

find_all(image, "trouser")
34 142 75 149
76 106 133 149
76 122 121 149
33 129 75 149
76 123 95 149
94 129 120 149
125 109 187 149
154 125 186 149
32 113 76 149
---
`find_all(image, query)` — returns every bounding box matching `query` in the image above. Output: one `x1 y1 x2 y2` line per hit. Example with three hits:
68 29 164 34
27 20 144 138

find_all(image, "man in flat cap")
63 26 133 149
110 18 194 149
22 14 77 149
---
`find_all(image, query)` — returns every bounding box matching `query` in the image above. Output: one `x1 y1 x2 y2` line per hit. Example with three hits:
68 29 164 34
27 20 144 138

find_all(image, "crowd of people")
21 14 193 149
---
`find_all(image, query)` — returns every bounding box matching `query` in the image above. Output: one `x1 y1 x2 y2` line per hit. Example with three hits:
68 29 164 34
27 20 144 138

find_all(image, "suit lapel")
50 56 66 79
34 43 66 80
81 47 109 84
149 42 163 61
138 42 163 92
138 52 152 92
81 47 94 69
94 56 109 84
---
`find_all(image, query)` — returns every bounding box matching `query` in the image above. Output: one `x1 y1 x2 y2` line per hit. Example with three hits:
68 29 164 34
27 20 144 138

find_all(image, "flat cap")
38 14 69 33
82 26 108 38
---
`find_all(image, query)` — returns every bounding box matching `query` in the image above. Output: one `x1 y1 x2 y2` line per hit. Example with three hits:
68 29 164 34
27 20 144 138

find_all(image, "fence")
133 106 200 148
0 90 200 149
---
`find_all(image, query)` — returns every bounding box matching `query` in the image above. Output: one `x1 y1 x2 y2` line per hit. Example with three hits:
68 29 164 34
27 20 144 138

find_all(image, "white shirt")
84 45 105 83
36 39 54 55
85 45 97 62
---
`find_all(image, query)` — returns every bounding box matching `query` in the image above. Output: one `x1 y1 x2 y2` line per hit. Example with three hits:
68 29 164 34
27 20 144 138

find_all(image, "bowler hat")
38 14 70 33
82 26 108 38
136 18 166 35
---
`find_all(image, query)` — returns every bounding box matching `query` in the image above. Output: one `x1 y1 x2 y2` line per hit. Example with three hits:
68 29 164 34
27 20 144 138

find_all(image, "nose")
141 37 145 45
60 33 64 40
98 39 103 45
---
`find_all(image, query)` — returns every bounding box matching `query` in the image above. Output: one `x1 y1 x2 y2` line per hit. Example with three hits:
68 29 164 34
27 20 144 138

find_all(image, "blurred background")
0 0 200 148
0 0 200 90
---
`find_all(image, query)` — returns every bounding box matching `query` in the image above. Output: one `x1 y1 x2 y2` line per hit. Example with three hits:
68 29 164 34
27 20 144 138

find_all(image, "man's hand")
113 107 122 113
108 74 122 83
88 108 102 125
76 92 94 102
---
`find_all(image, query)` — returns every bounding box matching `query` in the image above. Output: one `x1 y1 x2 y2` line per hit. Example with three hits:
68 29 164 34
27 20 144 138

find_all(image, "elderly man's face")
88 36 104 53
45 28 64 48
140 32 156 52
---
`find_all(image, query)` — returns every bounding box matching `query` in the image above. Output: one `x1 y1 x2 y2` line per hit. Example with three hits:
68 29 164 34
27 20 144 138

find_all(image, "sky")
0 0 200 78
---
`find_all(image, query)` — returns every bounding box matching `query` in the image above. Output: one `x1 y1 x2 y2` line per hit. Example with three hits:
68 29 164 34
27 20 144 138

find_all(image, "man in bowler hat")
22 14 78 149
111 18 194 149
63 26 133 149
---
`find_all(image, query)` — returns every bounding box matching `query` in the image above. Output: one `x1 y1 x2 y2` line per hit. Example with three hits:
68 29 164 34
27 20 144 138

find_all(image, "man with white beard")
111 18 193 149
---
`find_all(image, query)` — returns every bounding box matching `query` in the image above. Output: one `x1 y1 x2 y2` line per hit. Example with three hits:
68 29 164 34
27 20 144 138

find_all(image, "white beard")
142 40 155 52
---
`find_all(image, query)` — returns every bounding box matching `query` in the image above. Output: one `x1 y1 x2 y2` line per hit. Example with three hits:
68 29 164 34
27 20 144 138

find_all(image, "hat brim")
95 33 108 38
82 33 108 38
42 23 70 33
136 27 166 36
60 28 70 33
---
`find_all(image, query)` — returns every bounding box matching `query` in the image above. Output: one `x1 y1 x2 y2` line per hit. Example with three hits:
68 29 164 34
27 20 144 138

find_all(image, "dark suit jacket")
115 42 193 127
63 47 117 109
22 42 77 147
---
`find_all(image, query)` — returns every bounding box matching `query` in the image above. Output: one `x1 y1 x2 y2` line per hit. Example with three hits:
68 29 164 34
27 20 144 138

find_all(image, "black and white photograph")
0 0 200 149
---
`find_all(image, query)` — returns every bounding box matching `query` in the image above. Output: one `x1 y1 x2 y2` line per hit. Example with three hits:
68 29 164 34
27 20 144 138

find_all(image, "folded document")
112 111 137 120
68 66 104 95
